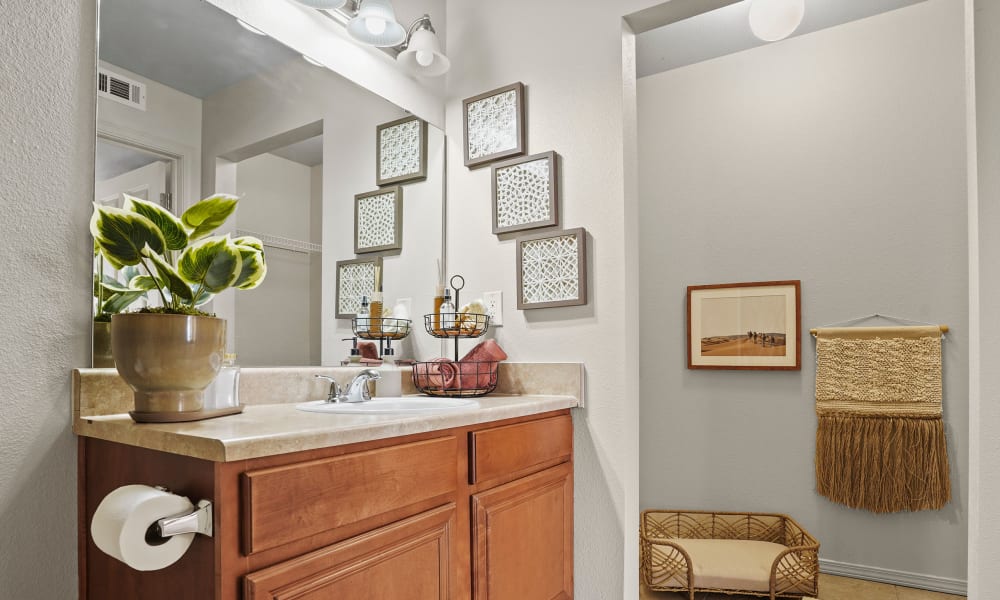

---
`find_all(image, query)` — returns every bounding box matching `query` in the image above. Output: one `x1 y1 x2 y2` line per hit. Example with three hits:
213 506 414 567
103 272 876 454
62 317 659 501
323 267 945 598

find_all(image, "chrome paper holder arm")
155 499 213 539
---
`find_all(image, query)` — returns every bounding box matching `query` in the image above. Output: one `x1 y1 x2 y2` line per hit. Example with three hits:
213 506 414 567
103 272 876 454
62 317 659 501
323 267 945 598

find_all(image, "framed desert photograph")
687 280 801 370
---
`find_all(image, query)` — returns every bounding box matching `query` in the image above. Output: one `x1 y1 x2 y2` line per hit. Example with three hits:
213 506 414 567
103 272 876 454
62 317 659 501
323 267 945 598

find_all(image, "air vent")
97 69 146 110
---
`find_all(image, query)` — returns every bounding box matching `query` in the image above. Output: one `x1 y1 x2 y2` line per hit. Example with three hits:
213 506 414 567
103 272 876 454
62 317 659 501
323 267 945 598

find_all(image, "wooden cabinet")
472 463 573 600
245 504 456 600
78 409 573 600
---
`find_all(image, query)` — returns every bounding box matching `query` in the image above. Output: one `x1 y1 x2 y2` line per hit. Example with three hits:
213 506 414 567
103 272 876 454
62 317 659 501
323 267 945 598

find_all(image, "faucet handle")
314 374 344 403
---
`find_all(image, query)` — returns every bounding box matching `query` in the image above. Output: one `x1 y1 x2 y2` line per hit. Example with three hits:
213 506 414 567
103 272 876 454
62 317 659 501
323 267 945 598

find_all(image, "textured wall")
443 2 659 596
638 0 969 584
0 1 96 598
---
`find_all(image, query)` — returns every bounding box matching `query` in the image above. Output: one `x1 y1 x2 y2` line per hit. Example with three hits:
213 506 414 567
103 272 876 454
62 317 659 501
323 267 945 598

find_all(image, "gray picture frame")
376 115 428 186
354 186 403 254
463 82 526 169
335 256 383 319
516 227 588 310
492 151 559 235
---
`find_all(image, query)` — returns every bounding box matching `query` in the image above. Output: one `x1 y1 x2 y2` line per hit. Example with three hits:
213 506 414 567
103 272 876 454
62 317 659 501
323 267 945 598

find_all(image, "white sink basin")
296 397 479 414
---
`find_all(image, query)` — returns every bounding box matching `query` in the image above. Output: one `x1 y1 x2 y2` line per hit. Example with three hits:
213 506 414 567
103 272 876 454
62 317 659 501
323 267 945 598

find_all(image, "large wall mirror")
92 0 445 366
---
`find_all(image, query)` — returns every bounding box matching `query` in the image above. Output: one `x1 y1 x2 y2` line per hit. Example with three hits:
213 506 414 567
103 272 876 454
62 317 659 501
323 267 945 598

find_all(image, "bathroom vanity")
74 363 582 599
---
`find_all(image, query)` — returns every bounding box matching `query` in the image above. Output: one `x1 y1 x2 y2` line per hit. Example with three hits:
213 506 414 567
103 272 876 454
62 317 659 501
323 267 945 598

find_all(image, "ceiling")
95 138 164 181
99 0 299 98
636 0 927 78
270 135 324 167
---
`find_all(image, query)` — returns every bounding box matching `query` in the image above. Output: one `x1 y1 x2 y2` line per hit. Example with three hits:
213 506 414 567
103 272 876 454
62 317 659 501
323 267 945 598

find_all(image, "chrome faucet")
345 369 381 403
314 375 345 403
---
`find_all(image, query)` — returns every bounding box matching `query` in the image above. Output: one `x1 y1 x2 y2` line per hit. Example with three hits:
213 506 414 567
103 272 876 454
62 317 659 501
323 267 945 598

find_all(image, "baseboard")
819 558 967 596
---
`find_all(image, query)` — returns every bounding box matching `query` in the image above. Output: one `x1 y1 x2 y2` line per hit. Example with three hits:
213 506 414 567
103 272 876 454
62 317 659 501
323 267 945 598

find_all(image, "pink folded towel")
455 339 507 390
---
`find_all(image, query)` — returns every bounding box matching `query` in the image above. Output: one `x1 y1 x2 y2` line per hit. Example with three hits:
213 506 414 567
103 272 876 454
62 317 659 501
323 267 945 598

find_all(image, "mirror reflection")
94 0 445 367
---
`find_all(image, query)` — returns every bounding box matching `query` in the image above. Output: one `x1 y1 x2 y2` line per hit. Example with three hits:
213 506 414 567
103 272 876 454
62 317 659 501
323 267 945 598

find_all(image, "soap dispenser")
376 345 402 398
342 337 362 365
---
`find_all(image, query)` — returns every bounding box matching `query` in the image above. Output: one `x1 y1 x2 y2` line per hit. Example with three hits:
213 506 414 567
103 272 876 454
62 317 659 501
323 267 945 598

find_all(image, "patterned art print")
467 90 519 161
493 152 558 234
377 117 425 185
355 187 401 253
517 228 587 309
463 83 525 168
336 259 378 318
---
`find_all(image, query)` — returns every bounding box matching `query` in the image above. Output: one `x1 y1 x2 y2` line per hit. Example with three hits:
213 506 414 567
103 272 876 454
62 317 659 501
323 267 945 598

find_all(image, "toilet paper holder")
150 494 213 540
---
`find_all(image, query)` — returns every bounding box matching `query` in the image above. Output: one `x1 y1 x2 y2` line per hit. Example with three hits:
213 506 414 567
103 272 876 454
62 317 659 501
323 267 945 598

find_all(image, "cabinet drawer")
242 436 457 555
244 503 455 600
470 415 572 485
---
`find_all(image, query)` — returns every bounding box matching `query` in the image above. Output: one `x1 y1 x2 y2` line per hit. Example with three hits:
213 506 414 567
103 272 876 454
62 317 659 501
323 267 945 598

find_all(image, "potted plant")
90 194 266 421
93 253 147 367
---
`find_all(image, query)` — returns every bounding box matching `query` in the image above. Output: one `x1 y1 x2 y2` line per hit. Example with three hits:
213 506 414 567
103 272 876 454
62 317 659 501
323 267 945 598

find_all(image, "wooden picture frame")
335 256 383 319
463 82 526 169
354 186 402 254
376 115 427 186
492 151 559 235
687 280 801 370
516 227 588 310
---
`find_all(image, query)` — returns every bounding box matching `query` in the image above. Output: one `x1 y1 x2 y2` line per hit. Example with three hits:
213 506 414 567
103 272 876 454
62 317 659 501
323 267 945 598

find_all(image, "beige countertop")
72 363 584 462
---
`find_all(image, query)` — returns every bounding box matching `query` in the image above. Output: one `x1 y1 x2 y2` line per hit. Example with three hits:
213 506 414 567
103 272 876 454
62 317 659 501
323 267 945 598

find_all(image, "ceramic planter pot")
92 321 114 368
111 313 226 419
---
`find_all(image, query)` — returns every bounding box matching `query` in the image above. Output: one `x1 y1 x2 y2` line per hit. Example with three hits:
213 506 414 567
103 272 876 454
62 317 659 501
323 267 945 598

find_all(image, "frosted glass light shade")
348 0 406 47
293 0 348 8
397 28 450 76
749 0 805 42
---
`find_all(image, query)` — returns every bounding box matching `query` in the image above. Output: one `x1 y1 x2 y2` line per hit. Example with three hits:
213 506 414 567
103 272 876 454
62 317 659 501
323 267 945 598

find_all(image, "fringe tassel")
815 414 950 513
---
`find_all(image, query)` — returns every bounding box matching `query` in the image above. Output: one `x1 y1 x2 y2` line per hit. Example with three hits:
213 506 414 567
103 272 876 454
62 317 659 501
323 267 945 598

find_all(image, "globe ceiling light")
347 0 406 47
748 0 805 42
293 0 348 9
397 18 450 77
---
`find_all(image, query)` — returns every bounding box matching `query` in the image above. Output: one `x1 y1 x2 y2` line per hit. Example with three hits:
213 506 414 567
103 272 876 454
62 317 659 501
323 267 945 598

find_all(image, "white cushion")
659 538 788 593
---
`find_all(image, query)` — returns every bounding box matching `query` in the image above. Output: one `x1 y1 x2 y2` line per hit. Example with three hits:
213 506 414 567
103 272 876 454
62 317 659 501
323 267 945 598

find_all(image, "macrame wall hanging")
813 322 950 513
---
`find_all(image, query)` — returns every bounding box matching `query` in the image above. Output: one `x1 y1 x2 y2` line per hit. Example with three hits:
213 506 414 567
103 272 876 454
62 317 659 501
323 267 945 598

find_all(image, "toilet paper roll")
91 484 196 571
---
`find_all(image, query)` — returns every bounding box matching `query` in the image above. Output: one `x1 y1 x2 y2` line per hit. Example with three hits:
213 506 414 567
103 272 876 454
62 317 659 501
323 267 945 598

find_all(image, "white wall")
969 0 1000 596
201 57 446 364
443 1 660 596
97 60 202 210
234 153 316 366
638 0 968 585
0 1 95 598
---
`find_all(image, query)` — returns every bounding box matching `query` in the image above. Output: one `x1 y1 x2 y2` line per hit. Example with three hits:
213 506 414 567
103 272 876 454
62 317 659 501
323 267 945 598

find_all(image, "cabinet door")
244 504 455 600
472 463 573 600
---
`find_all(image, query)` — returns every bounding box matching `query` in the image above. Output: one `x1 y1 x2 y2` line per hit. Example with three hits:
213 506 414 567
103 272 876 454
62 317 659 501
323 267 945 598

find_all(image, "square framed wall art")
516 227 588 310
335 256 383 319
354 186 402 254
376 115 427 186
687 280 801 370
492 151 559 235
463 82 526 169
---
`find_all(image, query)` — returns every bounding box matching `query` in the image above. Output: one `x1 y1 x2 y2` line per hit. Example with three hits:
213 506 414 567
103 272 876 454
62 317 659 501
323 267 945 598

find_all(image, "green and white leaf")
189 284 215 307
177 235 242 294
101 290 145 315
233 245 267 290
180 194 239 241
232 235 263 252
90 203 166 267
128 274 158 291
142 245 194 303
124 195 189 251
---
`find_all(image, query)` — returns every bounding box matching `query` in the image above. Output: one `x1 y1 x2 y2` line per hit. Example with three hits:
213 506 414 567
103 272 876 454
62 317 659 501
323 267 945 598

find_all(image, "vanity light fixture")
347 0 406 47
396 15 449 77
748 0 805 42
236 19 267 36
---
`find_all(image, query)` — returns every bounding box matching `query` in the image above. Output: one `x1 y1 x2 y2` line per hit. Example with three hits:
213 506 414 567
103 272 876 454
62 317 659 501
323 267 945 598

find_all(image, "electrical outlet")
484 291 503 326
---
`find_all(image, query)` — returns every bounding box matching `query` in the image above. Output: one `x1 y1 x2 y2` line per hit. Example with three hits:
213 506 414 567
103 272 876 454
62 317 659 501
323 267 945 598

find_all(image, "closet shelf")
236 229 321 254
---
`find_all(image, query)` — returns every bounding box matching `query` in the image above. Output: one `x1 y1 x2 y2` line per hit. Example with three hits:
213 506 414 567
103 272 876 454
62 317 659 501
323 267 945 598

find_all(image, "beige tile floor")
639 574 965 600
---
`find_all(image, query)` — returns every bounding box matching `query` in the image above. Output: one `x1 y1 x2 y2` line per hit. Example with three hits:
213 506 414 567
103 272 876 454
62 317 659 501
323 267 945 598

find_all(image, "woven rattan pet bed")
640 510 819 600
